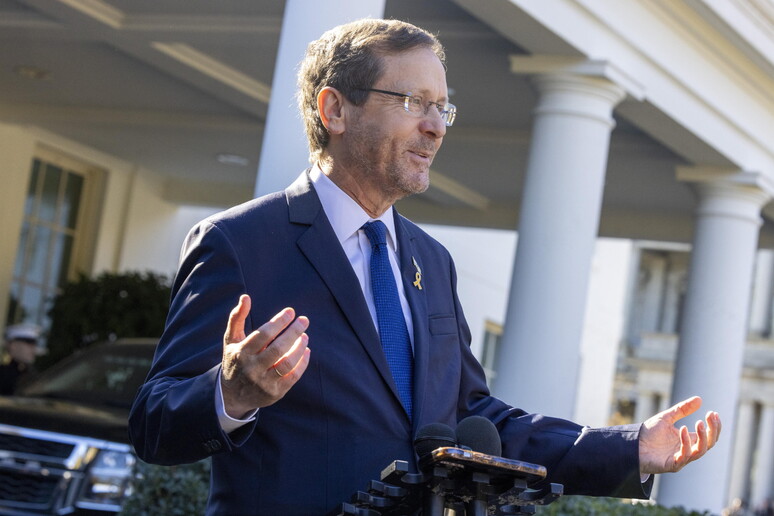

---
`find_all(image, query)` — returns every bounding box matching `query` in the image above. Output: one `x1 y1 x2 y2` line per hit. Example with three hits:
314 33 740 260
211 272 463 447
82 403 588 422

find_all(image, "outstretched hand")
638 396 721 475
220 294 311 419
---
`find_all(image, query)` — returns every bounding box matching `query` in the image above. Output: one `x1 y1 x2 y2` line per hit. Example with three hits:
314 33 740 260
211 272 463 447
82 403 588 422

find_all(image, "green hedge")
538 495 711 515
120 459 210 516
40 271 170 369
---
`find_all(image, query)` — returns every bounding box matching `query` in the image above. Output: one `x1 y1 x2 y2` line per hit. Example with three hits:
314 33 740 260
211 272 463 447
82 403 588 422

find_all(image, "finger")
663 396 702 425
287 347 312 379
706 411 721 448
242 307 297 353
261 316 310 366
674 425 692 469
273 333 310 377
692 419 708 456
225 294 251 345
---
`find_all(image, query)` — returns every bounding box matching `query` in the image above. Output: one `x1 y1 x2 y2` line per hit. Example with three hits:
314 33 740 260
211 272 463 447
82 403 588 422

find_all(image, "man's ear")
318 86 347 135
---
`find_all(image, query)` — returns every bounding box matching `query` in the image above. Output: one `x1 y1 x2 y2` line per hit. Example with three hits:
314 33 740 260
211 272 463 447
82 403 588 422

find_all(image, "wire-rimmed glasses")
357 88 457 127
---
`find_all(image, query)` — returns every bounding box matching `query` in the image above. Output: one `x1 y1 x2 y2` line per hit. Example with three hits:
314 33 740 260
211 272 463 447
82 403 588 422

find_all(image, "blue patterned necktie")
362 220 414 420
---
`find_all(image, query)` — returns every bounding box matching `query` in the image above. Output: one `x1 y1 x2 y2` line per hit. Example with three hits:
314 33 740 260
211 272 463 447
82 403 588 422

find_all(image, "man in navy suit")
129 18 721 515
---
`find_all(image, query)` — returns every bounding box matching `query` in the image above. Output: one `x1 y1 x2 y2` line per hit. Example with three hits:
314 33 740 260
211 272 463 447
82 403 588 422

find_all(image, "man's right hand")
221 294 311 419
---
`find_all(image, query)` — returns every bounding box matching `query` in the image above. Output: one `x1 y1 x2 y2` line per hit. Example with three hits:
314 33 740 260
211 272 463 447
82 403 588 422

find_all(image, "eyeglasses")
358 88 457 127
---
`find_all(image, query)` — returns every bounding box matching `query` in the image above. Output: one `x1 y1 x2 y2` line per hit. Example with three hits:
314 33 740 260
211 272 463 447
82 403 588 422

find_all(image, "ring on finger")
274 367 284 378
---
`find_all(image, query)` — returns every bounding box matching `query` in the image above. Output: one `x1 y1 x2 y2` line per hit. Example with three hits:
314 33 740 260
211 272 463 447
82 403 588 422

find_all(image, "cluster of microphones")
414 416 503 463
335 416 560 516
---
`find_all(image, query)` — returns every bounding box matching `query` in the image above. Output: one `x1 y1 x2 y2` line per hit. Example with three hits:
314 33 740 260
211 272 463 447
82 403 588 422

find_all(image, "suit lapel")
394 213 429 430
286 173 403 409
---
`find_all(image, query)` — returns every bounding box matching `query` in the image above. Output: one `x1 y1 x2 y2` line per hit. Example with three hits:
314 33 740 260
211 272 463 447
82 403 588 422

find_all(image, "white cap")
5 324 41 343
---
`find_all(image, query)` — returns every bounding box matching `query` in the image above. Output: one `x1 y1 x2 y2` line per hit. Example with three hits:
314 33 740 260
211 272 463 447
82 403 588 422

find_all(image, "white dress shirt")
309 165 415 342
217 165 414 432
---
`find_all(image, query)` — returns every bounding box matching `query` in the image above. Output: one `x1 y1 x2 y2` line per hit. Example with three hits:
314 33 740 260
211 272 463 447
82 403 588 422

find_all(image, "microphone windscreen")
456 416 501 456
413 423 457 459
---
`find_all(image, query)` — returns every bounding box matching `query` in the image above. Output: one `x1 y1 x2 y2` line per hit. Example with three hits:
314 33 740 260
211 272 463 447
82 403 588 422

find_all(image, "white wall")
117 169 221 276
575 238 634 426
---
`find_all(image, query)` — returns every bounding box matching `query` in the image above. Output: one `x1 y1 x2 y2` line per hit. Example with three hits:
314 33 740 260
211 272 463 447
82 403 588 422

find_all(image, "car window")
20 344 154 408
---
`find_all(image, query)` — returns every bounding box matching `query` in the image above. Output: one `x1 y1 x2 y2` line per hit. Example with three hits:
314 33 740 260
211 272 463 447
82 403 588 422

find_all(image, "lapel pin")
412 256 423 290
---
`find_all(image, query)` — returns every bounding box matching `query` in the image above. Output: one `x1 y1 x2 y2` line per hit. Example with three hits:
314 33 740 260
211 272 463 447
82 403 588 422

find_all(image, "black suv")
0 339 156 515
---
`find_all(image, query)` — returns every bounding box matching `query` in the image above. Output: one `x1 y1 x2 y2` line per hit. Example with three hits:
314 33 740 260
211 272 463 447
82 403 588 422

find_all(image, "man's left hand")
638 396 721 475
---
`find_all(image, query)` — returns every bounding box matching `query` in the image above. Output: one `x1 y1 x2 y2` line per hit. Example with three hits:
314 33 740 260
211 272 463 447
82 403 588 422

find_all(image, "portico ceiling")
1 0 772 245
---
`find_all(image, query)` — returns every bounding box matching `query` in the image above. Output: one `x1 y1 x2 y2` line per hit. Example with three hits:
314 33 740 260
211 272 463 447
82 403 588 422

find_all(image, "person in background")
0 324 40 395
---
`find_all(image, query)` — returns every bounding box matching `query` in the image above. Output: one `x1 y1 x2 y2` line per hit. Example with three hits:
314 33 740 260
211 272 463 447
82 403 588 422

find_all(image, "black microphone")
455 416 501 456
413 423 456 516
413 423 456 460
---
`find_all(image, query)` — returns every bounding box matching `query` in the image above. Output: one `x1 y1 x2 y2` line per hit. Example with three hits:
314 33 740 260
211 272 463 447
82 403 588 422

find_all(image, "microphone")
335 421 556 516
413 423 456 516
413 423 456 460
418 417 545 485
455 417 506 516
455 416 501 456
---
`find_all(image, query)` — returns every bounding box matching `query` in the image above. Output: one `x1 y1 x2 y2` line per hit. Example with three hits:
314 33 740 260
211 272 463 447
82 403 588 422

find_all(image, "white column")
751 404 774 507
254 0 386 196
493 70 626 419
727 400 757 504
658 171 772 513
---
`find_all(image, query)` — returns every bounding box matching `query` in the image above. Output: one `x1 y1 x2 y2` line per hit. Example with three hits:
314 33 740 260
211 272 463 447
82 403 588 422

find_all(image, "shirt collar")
310 164 398 250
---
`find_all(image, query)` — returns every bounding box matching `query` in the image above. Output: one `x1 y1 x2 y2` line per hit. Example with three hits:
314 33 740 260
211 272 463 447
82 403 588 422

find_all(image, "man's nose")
420 109 446 139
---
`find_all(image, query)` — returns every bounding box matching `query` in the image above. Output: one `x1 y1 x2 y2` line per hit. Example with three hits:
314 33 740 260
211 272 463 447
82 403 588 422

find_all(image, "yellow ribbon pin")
412 256 422 290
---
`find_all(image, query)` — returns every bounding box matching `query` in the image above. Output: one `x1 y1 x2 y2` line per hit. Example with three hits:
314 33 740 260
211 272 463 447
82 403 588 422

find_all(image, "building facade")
1 1 773 512
616 243 774 509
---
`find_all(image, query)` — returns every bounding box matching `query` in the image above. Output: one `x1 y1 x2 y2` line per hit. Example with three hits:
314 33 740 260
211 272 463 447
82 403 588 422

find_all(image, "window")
7 148 102 337
626 246 690 346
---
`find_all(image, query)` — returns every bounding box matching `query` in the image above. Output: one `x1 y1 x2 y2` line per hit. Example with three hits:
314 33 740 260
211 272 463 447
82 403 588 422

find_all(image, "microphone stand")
331 452 563 516
467 471 492 516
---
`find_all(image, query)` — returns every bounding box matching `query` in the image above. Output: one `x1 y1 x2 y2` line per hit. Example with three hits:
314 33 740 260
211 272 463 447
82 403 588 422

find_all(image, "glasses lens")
443 104 457 126
404 95 423 115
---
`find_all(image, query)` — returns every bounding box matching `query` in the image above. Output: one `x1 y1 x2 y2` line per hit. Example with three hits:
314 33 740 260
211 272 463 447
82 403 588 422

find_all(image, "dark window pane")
51 234 73 288
60 172 83 229
38 163 62 222
24 159 41 217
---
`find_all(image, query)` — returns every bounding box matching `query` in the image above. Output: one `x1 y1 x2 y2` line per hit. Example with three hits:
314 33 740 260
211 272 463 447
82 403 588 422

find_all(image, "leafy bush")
538 495 711 515
120 459 210 516
39 271 170 369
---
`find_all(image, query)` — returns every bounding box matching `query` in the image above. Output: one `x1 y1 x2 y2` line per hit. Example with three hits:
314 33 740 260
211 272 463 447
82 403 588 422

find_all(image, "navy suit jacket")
129 171 649 515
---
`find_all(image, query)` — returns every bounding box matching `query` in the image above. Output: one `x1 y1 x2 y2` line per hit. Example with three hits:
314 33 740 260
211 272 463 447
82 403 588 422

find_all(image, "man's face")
341 47 448 203
8 339 37 365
